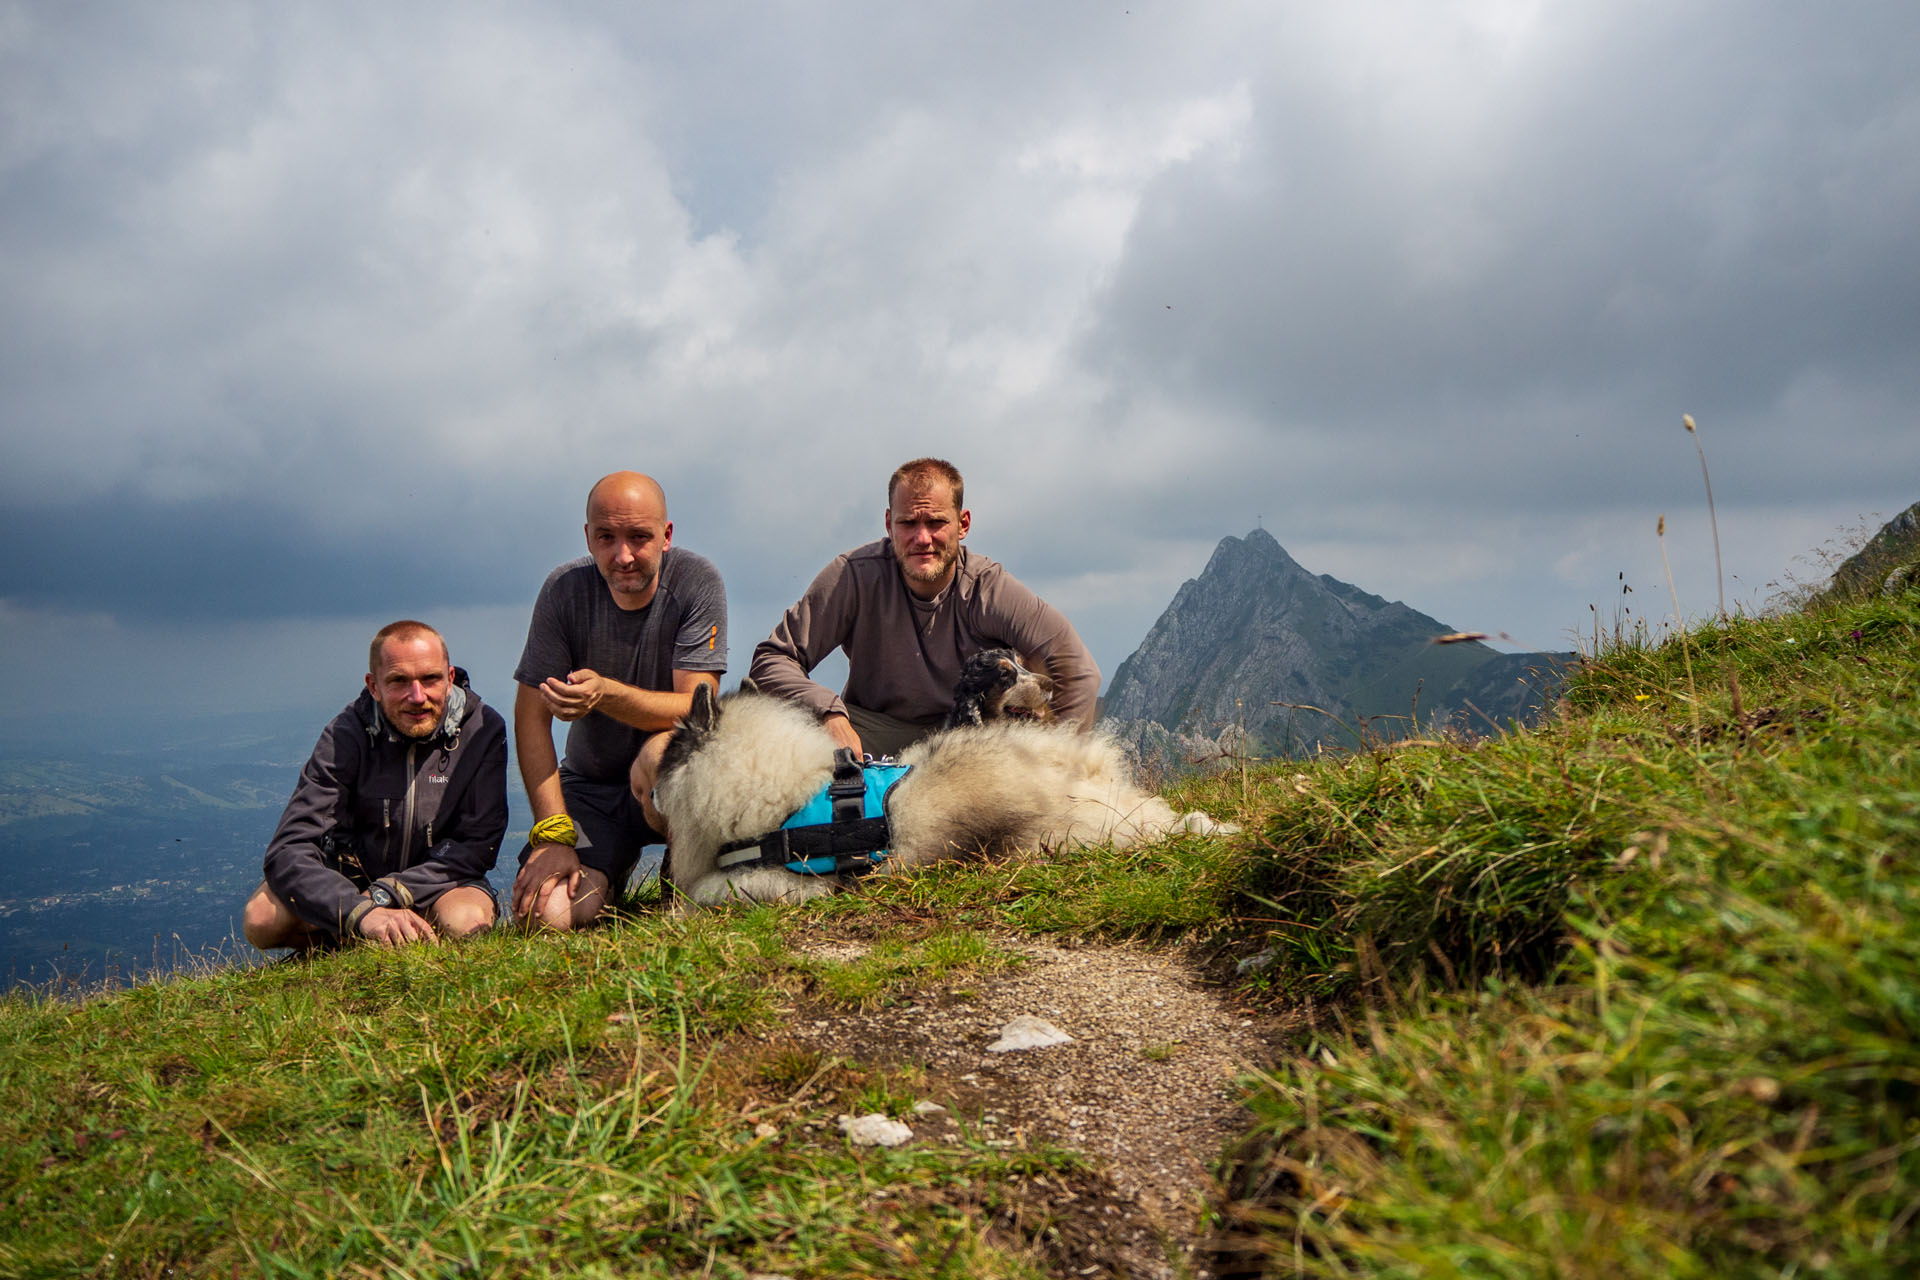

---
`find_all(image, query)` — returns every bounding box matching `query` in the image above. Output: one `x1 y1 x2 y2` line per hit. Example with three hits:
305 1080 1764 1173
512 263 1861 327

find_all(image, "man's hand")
539 669 613 722
823 713 862 756
357 905 438 947
513 843 583 918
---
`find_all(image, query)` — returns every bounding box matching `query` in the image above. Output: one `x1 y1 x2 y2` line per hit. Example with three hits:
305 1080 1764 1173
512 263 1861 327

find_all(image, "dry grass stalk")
1684 414 1727 620
1657 514 1702 745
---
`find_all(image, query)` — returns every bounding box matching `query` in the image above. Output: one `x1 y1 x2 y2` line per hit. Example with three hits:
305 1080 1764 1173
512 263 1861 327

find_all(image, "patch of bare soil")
776 936 1289 1279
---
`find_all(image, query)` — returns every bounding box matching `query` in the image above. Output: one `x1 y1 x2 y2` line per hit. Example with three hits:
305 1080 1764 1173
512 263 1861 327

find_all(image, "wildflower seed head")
1683 413 1697 433
1658 515 1666 536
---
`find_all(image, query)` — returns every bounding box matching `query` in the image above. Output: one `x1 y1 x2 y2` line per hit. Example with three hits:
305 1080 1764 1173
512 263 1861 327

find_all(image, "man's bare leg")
428 885 499 938
242 882 328 952
529 866 611 931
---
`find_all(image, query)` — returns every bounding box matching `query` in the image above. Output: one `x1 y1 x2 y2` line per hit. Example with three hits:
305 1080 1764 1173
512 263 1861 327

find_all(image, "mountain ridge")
1102 528 1568 760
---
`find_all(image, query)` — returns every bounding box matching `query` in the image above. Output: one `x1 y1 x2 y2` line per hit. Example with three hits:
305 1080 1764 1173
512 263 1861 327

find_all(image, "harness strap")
714 749 902 877
826 748 867 824
716 816 894 876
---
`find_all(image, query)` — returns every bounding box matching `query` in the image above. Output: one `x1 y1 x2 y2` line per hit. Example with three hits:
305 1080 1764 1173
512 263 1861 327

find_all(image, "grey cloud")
1087 2 1920 482
0 491 551 621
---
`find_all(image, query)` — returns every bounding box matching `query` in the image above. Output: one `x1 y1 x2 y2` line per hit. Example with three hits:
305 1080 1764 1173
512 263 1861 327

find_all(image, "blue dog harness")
715 749 913 876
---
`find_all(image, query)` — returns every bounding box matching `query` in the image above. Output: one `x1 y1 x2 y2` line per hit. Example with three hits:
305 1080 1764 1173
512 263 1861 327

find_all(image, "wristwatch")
369 884 397 909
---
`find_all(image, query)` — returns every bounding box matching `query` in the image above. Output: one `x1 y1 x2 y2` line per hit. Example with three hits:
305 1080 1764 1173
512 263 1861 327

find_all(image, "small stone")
911 1100 947 1115
988 1015 1074 1052
837 1113 913 1147
753 1122 778 1140
604 1011 632 1025
1235 948 1278 975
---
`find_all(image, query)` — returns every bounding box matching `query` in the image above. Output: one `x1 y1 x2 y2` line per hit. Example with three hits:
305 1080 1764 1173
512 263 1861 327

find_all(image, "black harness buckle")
826 748 867 825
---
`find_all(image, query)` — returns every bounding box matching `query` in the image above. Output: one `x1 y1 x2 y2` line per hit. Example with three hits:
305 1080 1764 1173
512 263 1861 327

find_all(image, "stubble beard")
894 542 957 588
606 561 658 600
393 706 444 739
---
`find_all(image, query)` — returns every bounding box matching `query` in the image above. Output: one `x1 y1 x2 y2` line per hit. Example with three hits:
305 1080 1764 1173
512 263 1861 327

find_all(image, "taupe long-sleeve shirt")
750 541 1101 733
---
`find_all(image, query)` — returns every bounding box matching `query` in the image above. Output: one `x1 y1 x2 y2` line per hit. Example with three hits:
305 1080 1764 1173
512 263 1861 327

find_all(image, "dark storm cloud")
0 493 555 621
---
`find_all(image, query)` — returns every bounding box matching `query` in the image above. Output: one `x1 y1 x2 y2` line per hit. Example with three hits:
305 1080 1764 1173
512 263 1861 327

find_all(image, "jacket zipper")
399 742 418 867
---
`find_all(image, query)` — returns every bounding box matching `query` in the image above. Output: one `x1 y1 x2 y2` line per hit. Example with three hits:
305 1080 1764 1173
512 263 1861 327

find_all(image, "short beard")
893 544 956 586
605 563 658 598
388 706 444 740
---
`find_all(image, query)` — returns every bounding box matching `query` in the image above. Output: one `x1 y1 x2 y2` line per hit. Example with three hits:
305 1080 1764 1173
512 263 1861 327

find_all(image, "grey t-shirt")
513 548 728 782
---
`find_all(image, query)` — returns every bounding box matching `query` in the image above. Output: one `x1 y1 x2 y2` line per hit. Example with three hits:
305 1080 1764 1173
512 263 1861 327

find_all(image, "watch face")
370 886 395 908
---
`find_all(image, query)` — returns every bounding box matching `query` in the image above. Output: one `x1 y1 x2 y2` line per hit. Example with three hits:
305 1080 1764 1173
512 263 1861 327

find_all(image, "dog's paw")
1179 811 1240 835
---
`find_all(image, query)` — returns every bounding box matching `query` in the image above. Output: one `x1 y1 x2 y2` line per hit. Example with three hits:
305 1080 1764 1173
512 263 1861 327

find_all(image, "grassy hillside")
2 583 1914 1277
1207 587 1920 1276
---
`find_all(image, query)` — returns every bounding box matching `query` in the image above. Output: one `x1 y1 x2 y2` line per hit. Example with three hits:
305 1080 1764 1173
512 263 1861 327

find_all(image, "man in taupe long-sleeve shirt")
750 458 1100 758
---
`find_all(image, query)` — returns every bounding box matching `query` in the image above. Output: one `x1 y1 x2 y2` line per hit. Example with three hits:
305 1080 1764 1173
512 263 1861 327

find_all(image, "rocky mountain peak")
1102 531 1569 762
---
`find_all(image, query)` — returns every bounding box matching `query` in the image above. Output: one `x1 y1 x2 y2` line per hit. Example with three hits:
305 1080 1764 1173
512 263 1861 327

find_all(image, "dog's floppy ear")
684 682 721 736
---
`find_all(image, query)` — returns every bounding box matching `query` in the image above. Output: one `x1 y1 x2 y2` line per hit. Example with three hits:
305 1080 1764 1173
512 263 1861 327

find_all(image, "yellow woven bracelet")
529 815 578 847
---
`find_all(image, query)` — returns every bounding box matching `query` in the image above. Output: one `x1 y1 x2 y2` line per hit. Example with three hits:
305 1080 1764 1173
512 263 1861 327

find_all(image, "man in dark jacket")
242 620 509 950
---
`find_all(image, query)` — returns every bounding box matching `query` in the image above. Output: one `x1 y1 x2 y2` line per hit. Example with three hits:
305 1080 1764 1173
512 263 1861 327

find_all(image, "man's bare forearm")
591 680 704 732
514 684 569 821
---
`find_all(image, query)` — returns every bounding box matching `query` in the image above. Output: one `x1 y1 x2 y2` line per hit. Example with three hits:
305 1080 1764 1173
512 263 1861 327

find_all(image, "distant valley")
0 722 532 991
3 531 1574 990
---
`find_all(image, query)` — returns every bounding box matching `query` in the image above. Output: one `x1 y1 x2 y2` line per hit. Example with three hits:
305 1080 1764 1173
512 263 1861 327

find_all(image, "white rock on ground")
837 1113 914 1147
987 1014 1074 1052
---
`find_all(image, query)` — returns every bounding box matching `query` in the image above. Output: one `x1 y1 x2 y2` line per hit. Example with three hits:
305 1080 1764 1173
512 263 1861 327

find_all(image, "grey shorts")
516 767 664 891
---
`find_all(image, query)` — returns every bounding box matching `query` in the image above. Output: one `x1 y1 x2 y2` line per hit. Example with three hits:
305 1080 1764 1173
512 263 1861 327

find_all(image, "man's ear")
883 508 894 537
364 672 378 698
685 682 720 735
957 508 971 539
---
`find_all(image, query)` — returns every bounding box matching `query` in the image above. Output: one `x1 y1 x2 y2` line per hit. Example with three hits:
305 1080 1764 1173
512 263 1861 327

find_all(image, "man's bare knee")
242 883 311 951
431 886 497 939
527 870 608 932
568 870 610 929
530 880 577 931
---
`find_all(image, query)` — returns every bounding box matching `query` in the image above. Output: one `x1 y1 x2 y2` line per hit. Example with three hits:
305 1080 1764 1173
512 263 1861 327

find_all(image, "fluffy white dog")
653 685 1233 908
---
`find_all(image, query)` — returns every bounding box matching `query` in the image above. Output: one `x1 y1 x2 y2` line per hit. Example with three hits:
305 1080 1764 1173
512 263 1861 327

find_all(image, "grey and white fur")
653 685 1234 908
942 648 1055 729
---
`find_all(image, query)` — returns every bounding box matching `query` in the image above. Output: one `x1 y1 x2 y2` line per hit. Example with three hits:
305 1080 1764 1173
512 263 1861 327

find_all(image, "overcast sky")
3 1 1916 733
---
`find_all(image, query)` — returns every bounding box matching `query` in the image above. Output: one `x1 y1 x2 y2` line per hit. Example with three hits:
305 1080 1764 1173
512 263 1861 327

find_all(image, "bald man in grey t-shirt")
511 472 726 930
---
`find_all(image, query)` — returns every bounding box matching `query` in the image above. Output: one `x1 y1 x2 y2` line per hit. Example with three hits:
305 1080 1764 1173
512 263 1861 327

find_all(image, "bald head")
584 472 673 610
587 471 667 523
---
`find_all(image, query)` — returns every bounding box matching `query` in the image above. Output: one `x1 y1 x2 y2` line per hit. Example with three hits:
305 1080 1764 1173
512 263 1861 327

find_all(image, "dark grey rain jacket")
263 669 508 938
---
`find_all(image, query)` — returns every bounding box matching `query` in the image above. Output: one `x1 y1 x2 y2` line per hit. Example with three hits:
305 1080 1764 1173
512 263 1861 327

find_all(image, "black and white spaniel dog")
943 648 1055 729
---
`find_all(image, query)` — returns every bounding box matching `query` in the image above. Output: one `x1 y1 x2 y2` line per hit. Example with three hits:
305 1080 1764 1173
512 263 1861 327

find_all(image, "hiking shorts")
516 766 665 892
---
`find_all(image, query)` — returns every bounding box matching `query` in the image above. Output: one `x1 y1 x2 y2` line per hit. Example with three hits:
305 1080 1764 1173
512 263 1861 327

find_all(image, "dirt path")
781 937 1286 1278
